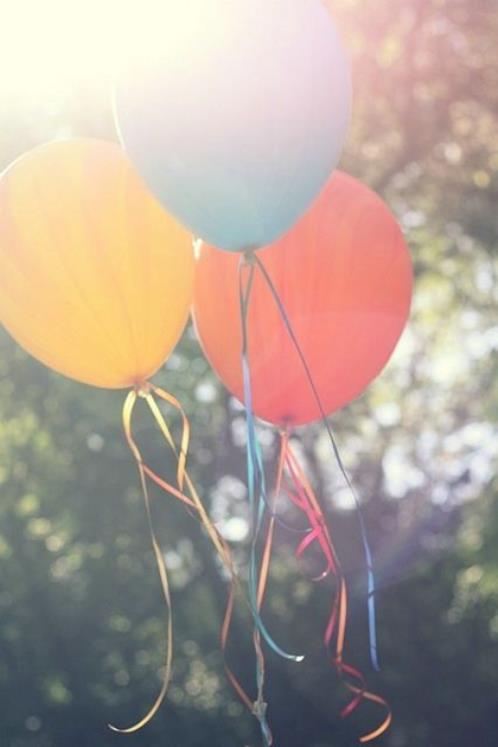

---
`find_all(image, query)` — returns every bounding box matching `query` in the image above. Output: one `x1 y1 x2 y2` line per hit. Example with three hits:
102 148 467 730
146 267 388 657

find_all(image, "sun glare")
1 0 209 103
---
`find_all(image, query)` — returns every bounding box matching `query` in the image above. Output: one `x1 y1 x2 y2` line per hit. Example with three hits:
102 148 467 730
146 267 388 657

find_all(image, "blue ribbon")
239 257 304 746
252 253 380 672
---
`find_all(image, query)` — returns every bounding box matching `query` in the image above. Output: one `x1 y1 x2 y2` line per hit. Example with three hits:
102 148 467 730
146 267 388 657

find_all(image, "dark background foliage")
0 1 497 745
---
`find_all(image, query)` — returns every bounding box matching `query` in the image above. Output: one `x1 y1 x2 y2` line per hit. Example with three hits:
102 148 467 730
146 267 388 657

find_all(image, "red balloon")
193 171 412 427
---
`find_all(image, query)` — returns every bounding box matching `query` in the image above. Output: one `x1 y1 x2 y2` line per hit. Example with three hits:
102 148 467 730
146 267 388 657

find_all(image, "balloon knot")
243 247 257 265
279 416 293 434
135 381 151 398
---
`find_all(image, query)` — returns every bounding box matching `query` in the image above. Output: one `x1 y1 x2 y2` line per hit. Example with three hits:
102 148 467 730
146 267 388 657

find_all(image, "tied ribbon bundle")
237 254 391 743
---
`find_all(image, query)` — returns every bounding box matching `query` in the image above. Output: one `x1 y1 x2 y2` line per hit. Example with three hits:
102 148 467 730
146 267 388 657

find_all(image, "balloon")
114 0 351 252
0 138 194 389
193 171 413 426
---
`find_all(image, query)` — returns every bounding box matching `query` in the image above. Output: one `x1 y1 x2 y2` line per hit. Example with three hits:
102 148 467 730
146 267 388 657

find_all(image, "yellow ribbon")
110 383 255 734
109 389 173 734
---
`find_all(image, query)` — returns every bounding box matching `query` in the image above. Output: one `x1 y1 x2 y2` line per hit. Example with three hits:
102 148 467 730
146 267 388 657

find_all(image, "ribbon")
111 383 255 734
252 252 380 673
109 388 174 734
239 257 305 746
280 435 392 743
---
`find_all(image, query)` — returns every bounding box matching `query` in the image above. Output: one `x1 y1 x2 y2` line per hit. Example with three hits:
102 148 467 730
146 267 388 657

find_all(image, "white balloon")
114 0 351 251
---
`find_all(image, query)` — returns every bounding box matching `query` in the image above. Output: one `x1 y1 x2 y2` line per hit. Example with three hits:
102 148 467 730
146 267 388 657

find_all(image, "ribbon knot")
252 699 268 720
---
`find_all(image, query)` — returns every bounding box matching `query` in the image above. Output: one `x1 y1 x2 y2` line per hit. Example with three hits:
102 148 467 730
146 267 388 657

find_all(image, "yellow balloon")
0 138 194 388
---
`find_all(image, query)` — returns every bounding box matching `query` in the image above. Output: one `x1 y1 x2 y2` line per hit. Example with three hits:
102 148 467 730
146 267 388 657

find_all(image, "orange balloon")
0 139 194 389
193 171 412 426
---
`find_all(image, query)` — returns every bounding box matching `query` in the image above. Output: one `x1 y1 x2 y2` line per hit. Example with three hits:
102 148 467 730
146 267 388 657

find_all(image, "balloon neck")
134 380 151 398
242 246 257 265
279 419 293 437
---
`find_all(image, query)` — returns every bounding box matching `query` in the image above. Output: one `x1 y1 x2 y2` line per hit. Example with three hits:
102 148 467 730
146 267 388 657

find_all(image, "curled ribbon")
282 435 392 743
110 384 256 734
